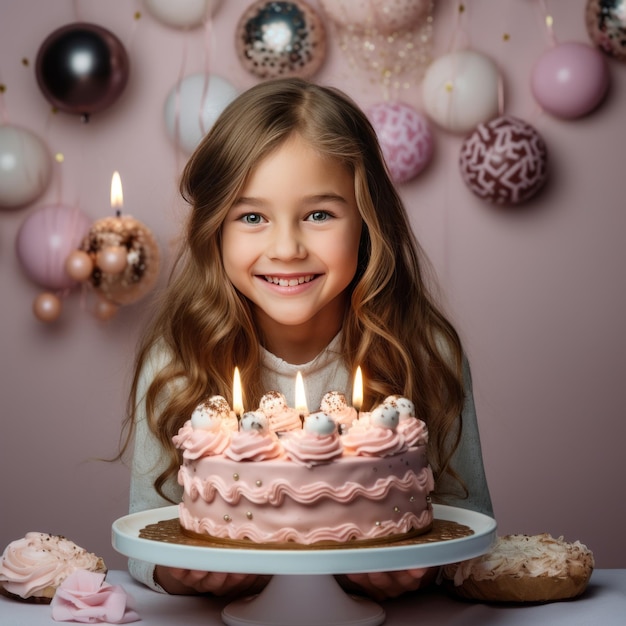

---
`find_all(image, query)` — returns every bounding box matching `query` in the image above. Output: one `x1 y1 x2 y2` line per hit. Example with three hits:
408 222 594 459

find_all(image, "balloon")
144 0 223 29
319 0 431 35
16 204 92 289
164 73 239 154
0 126 52 210
78 215 160 306
531 42 609 119
35 23 130 120
585 0 626 61
65 250 94 282
33 292 62 323
367 102 434 184
459 116 548 206
236 0 327 79
422 50 501 134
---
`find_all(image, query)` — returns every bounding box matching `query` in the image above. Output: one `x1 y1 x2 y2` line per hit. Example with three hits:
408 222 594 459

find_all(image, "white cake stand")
112 504 496 626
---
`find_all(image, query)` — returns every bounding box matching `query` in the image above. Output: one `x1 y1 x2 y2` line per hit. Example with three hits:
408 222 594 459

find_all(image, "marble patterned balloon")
367 101 434 184
78 215 160 306
585 0 626 61
235 0 326 79
459 116 548 206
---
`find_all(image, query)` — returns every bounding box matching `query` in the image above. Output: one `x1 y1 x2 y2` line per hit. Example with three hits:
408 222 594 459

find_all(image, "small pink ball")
65 249 94 282
33 292 62 322
93 297 119 321
96 245 128 274
531 41 609 119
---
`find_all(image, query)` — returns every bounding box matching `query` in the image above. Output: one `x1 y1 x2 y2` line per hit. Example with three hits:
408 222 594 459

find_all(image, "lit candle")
352 366 363 414
97 171 128 274
295 371 308 420
111 171 123 217
233 366 244 419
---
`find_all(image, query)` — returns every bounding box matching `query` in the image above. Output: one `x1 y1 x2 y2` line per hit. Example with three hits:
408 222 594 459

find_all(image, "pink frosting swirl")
342 424 408 457
282 431 343 467
268 408 302 433
0 533 105 600
225 430 283 461
173 419 231 459
397 417 428 447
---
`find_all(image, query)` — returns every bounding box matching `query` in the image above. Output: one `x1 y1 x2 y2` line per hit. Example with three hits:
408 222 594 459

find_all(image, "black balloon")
35 23 130 121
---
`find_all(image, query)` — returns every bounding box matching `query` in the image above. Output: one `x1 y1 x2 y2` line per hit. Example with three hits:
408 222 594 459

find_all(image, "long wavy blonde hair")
123 78 467 502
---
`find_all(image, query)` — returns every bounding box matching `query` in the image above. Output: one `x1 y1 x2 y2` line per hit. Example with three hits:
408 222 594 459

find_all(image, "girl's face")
222 134 362 347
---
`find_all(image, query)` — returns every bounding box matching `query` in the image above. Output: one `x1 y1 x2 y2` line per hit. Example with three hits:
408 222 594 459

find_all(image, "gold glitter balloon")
79 215 160 306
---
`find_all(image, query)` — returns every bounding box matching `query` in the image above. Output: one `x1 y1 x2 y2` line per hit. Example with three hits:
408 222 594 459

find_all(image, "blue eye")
308 211 331 222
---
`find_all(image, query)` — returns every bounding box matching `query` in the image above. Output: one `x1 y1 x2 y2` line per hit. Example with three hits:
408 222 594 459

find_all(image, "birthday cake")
173 392 434 546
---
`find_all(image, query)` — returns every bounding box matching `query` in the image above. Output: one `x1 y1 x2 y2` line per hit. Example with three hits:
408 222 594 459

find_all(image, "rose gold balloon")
78 215 160 306
93 296 119 321
33 292 62 322
96 245 127 274
65 249 94 282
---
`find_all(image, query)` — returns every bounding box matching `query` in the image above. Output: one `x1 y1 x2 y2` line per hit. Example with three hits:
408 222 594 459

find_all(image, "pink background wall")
1 0 624 571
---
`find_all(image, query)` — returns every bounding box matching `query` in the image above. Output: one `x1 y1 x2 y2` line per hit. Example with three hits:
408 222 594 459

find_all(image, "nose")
267 222 306 261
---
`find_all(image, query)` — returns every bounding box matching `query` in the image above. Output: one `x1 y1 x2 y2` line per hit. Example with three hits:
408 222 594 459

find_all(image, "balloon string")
0 85 9 124
537 0 557 47
173 35 190 171
125 0 142 56
198 15 215 137
446 3 469 53
72 0 82 21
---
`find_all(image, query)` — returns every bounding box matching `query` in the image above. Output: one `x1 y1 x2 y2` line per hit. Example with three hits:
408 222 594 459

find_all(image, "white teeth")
264 275 315 287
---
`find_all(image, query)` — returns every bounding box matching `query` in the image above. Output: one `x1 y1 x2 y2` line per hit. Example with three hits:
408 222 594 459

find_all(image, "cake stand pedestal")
112 504 496 626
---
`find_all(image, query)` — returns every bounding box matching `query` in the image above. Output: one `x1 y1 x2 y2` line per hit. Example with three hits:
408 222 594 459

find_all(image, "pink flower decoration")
50 570 139 623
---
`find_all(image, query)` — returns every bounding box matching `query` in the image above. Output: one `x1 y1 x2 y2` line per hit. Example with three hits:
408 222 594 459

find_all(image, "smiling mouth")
263 274 317 287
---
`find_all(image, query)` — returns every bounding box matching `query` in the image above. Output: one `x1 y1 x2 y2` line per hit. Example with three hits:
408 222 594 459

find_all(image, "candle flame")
110 171 123 210
233 367 243 417
352 366 363 412
295 371 308 413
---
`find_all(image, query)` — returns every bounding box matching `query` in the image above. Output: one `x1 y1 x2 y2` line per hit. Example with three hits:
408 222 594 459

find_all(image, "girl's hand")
336 567 437 601
155 565 270 597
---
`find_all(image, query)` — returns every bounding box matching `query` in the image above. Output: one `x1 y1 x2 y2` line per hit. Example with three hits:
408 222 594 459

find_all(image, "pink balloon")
531 42 609 119
367 102 434 184
16 204 92 289
459 116 548 206
319 0 431 35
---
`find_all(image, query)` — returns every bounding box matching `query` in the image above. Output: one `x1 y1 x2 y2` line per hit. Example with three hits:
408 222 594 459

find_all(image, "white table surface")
1 569 625 625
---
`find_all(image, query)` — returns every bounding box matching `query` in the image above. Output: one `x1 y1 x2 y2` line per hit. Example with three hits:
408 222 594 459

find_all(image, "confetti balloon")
164 73 238 154
35 22 130 121
459 116 548 206
0 126 52 210
585 0 626 61
144 0 223 29
236 0 327 79
367 101 433 184
16 204 92 289
319 0 431 35
422 50 501 134
531 42 609 118
78 215 160 306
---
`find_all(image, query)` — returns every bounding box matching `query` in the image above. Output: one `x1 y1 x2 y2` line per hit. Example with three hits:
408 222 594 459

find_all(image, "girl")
125 77 493 600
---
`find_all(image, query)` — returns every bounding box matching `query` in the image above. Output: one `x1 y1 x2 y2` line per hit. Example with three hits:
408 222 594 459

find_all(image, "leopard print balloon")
459 116 548 206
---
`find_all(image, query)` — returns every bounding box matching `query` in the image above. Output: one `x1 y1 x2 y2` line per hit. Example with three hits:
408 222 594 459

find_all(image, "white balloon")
0 125 52 209
422 50 500 134
164 73 239 154
144 0 222 29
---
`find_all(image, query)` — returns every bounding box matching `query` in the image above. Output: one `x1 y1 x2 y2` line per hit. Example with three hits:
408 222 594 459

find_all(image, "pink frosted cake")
173 392 434 546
